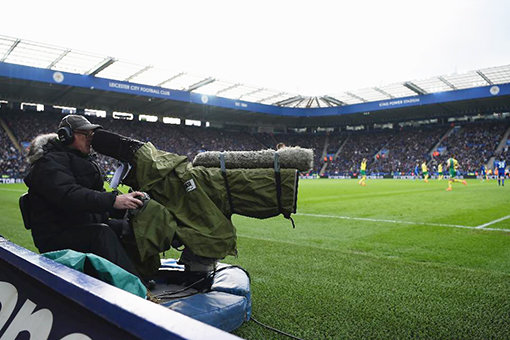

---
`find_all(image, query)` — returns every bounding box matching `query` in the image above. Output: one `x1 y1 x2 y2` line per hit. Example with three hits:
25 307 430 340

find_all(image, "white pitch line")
297 213 510 232
0 188 26 192
475 214 510 229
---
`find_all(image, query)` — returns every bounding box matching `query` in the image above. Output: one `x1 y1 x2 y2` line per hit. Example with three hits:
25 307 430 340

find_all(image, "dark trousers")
36 224 139 278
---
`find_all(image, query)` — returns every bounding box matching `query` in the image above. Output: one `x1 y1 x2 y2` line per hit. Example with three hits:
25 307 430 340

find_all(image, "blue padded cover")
158 259 251 332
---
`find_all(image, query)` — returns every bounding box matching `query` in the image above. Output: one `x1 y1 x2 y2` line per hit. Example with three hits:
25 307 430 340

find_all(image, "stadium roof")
2 34 510 109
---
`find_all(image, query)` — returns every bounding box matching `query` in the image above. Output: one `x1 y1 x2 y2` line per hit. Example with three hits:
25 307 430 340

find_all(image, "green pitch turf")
1 179 509 339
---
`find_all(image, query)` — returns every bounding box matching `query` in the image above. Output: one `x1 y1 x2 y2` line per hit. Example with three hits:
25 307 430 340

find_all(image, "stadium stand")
1 108 510 179
372 125 449 175
433 121 509 172
327 130 395 175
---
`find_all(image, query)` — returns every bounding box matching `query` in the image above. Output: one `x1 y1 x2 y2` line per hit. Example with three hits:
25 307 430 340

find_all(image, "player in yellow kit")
421 161 429 183
437 163 444 180
358 158 367 186
446 155 467 191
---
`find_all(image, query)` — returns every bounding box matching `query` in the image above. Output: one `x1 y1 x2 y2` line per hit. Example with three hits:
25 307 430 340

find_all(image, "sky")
2 0 510 96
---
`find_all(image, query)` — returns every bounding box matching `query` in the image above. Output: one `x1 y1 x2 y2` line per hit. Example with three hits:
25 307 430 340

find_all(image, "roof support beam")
294 98 306 108
319 97 333 107
403 81 427 95
476 70 493 85
187 77 215 92
438 76 457 90
275 95 303 106
86 57 116 76
239 88 264 100
215 83 240 96
321 95 346 106
258 92 285 103
157 72 185 87
373 87 394 99
319 97 334 107
125 65 153 81
305 97 314 108
346 92 367 102
47 49 70 69
1 39 20 62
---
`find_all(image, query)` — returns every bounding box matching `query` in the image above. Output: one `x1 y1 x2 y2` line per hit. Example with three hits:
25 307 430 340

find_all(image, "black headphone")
57 117 74 145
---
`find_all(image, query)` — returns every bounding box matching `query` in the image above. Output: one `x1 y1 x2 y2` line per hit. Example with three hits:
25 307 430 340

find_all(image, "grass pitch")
1 179 509 339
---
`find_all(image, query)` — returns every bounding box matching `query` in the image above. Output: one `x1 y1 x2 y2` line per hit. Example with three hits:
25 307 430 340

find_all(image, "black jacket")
24 134 117 249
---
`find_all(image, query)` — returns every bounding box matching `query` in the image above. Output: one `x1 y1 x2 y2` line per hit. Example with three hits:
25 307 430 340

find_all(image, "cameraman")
24 115 143 276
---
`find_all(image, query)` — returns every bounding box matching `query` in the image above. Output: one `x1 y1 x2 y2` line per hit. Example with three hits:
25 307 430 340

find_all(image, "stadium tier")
1 41 510 178
1 108 509 179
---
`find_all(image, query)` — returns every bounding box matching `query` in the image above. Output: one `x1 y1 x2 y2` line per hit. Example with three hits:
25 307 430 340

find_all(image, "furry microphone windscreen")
192 147 313 172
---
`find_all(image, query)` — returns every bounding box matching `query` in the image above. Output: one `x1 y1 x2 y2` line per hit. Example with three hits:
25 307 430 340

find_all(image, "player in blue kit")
494 157 506 186
414 162 420 180
480 163 487 181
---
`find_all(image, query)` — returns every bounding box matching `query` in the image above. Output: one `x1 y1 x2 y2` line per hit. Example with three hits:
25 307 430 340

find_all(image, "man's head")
57 115 102 154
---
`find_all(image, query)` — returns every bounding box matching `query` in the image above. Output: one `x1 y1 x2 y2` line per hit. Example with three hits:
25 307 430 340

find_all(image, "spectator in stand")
2 109 509 180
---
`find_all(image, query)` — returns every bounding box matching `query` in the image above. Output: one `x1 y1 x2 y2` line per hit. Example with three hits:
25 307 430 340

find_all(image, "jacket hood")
26 133 59 164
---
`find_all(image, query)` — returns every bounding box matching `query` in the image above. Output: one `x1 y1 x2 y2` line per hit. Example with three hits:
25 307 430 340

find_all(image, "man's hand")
113 191 144 210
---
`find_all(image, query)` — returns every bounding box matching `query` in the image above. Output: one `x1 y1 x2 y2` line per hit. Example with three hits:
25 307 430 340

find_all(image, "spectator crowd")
0 109 509 179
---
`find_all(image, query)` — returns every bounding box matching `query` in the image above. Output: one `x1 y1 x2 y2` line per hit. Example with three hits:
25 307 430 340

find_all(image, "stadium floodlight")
403 81 428 95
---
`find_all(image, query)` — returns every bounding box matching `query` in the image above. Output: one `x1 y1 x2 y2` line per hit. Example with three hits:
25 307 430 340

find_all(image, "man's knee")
92 224 123 246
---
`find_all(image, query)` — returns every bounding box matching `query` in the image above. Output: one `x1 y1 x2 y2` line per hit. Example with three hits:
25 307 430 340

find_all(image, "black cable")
155 276 206 299
250 316 307 340
155 265 250 299
155 265 304 339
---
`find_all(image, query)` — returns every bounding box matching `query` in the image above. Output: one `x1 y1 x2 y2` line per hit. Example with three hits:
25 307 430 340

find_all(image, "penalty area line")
475 214 510 229
296 213 510 232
